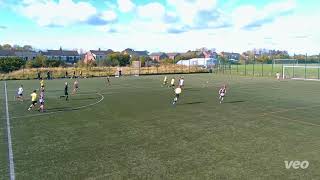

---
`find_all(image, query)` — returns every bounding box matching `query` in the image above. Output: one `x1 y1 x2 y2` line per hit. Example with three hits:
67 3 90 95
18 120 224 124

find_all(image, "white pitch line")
10 93 104 120
269 114 320 128
4 81 15 180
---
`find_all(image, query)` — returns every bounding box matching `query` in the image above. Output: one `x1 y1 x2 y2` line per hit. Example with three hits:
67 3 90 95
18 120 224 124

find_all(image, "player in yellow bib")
172 87 182 105
40 79 45 90
28 90 38 111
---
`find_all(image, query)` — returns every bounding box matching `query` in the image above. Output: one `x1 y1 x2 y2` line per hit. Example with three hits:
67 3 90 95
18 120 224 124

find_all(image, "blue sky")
0 0 319 54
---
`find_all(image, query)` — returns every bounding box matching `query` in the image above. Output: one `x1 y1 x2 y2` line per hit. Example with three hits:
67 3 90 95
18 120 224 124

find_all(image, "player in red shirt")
218 85 227 104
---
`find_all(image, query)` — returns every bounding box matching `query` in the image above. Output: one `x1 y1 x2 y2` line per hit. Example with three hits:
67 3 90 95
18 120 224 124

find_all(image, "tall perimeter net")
283 65 320 81
273 59 298 79
131 61 141 76
273 59 298 65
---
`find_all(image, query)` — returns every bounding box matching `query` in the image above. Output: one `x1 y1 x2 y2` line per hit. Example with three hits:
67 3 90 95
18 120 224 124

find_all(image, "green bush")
0 57 25 73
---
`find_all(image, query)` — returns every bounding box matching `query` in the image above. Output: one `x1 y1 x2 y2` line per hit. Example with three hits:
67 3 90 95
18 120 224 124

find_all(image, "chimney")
98 48 101 51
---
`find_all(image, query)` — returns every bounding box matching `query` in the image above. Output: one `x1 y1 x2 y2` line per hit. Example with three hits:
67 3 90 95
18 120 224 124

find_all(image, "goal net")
283 65 320 81
273 59 298 65
131 61 141 76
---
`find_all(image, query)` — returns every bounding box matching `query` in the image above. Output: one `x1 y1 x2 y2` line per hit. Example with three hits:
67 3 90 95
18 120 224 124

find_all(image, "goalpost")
273 59 298 79
283 65 320 81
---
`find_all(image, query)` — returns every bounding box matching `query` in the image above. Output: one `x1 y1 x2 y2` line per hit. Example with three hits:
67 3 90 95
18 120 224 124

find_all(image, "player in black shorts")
106 76 111 87
59 82 69 101
28 90 38 111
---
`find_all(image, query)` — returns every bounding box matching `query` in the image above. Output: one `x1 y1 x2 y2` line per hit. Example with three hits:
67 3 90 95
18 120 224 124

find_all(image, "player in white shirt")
170 78 175 89
172 87 182 105
276 72 280 80
15 85 24 101
179 77 184 88
72 80 79 95
38 89 45 112
163 76 168 86
218 85 227 104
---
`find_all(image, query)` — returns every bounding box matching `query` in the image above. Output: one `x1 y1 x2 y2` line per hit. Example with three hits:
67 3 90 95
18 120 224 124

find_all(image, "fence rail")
2 60 320 80
214 62 320 80
0 65 208 80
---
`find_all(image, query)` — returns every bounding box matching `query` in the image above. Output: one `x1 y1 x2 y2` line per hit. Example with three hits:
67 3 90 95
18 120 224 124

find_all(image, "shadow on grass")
45 107 74 111
182 87 201 91
225 100 245 104
71 97 97 101
180 101 205 105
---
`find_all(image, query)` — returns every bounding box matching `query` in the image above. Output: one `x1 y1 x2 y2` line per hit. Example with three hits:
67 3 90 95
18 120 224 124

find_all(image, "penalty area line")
4 81 15 180
269 114 320 128
9 93 104 120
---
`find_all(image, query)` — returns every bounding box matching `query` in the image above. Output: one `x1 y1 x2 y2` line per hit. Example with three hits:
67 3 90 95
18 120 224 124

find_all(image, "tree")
160 58 174 64
107 52 130 66
2 44 12 50
34 55 47 67
218 55 228 64
140 56 151 67
256 55 270 63
130 55 139 62
26 55 47 68
13 45 23 50
105 56 119 66
23 45 33 51
46 59 65 67
0 57 25 73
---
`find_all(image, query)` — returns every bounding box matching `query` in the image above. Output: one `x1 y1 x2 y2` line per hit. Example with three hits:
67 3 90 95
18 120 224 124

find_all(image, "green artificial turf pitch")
1 74 320 179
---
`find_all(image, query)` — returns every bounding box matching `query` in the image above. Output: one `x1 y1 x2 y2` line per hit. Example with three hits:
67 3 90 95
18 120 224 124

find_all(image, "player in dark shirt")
106 76 111 86
59 82 69 101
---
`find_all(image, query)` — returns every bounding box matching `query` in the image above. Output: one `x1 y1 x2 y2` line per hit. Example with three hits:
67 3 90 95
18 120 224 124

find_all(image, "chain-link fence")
2 56 320 80
214 56 320 80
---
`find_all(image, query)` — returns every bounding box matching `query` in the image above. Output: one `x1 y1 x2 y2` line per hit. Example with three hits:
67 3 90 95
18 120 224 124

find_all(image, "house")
176 58 217 67
14 50 38 60
203 51 217 58
0 50 38 60
122 48 148 57
149 52 168 62
166 52 180 60
180 50 206 59
0 50 16 58
220 52 241 61
42 47 80 63
84 48 113 64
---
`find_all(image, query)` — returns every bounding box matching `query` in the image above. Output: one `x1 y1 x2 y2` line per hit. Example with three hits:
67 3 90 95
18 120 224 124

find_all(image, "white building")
176 58 217 67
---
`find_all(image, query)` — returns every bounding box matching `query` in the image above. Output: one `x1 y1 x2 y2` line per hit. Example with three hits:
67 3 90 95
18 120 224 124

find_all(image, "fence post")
22 66 25 78
281 62 284 79
237 63 239 74
262 63 264 77
253 57 255 77
271 62 274 77
189 59 190 73
292 60 295 79
305 53 307 79
318 53 320 80
222 63 224 74
245 61 247 76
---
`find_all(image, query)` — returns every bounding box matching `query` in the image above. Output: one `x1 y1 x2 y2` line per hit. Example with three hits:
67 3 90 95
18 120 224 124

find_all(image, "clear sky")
0 0 319 54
